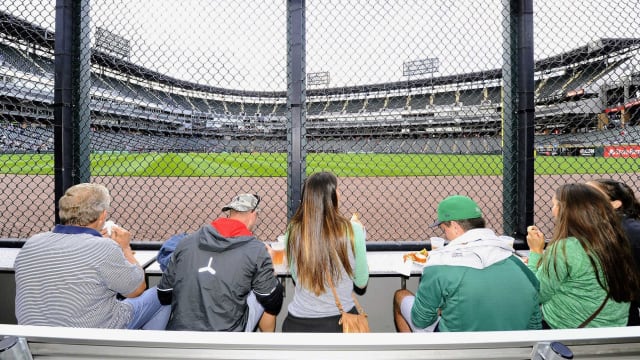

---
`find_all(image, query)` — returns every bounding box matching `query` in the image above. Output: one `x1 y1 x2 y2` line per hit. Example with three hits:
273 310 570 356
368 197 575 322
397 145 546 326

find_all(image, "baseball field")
1 152 637 176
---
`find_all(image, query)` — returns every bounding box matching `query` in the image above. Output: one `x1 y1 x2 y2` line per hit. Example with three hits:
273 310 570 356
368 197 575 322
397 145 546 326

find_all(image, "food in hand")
350 212 362 224
403 248 428 263
103 220 116 236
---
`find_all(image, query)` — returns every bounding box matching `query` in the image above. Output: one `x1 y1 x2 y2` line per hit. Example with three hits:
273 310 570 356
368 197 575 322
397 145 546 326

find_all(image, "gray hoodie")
159 222 281 331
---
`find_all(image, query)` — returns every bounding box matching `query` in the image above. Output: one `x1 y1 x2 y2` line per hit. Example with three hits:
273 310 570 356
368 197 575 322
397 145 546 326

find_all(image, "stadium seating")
2 28 639 153
0 43 45 76
365 96 385 112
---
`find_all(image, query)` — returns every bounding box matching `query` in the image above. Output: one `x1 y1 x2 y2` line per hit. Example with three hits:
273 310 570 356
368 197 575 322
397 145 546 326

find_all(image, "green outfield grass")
0 152 637 177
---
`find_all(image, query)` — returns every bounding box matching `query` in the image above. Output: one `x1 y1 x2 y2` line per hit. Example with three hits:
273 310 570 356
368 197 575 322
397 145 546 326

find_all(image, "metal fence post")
287 0 306 219
53 0 91 224
515 0 535 239
53 0 75 224
74 0 92 184
502 0 535 238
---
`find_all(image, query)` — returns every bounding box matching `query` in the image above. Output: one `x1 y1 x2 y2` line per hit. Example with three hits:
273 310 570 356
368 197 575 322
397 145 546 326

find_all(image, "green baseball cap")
431 195 482 227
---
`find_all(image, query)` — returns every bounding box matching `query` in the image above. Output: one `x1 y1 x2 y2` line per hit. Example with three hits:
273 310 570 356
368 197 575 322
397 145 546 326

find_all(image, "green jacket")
412 256 542 331
528 237 629 328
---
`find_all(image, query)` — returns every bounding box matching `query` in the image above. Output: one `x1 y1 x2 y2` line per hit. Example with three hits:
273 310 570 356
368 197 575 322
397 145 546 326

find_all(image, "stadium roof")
535 38 640 70
2 10 640 98
0 11 54 49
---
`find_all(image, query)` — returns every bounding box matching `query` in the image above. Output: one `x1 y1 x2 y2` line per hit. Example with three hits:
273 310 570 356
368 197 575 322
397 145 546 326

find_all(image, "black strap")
579 295 609 328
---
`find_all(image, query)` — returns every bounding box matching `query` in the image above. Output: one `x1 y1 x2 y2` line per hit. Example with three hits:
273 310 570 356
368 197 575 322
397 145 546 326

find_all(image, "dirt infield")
4 173 630 243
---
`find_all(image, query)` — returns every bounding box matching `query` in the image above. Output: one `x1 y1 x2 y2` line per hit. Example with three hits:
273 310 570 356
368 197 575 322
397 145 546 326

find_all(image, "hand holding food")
102 220 116 237
350 212 362 224
109 225 133 250
526 225 545 254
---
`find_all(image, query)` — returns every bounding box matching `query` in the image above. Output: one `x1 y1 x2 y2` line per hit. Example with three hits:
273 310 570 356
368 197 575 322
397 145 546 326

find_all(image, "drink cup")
500 236 515 249
271 241 285 266
430 237 446 250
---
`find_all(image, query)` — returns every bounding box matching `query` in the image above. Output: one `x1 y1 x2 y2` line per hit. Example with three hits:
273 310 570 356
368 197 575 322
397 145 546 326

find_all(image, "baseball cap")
222 193 260 212
431 195 482 227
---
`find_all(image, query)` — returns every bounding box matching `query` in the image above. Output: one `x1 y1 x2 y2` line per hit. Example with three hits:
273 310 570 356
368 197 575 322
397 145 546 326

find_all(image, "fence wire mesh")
0 1 639 243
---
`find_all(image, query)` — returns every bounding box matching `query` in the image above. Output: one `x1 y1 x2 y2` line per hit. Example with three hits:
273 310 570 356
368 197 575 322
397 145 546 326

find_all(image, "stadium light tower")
403 58 439 93
307 71 330 88
95 27 131 60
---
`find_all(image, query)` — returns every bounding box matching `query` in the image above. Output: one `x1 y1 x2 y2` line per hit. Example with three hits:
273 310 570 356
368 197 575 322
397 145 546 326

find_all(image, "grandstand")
1 10 640 154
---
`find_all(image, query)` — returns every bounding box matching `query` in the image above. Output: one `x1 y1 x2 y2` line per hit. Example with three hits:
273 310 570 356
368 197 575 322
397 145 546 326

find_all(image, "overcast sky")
2 0 638 91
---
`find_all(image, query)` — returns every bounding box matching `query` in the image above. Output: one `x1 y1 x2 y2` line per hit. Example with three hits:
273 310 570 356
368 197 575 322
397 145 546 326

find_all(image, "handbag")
327 276 370 333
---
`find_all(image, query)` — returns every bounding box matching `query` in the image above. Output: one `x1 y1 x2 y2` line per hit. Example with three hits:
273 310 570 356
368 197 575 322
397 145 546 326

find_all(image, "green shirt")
412 256 542 331
528 237 629 328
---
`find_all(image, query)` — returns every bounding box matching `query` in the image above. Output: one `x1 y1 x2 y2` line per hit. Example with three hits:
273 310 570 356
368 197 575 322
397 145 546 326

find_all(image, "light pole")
403 58 440 97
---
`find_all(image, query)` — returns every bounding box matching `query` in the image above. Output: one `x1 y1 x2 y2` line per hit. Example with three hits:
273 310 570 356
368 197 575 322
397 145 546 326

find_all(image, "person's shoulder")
22 231 53 244
247 237 269 252
88 236 125 255
502 255 539 282
423 263 467 275
623 217 640 234
561 237 583 249
548 237 586 260
550 236 578 248
243 239 273 268
174 232 198 249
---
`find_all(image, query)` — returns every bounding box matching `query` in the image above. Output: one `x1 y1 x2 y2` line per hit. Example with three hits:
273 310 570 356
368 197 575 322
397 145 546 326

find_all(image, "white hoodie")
426 228 515 270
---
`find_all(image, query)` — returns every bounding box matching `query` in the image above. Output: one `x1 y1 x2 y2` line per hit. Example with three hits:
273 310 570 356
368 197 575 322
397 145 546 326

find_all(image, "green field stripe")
92 153 160 176
534 156 640 175
308 154 504 176
1 152 638 177
0 154 54 175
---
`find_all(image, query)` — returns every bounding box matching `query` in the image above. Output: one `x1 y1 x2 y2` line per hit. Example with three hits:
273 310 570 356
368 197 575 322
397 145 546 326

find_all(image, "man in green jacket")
393 195 542 332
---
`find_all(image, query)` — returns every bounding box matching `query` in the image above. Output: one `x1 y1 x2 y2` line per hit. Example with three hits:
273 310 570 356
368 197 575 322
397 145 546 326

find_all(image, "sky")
1 0 639 91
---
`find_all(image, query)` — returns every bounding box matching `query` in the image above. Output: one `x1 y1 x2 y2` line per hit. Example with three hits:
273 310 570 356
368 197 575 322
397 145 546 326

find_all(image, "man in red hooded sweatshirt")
158 193 283 332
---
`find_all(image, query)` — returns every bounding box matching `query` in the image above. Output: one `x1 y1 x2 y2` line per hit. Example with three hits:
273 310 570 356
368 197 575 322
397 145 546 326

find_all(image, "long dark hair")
588 179 640 220
544 183 639 302
286 172 354 295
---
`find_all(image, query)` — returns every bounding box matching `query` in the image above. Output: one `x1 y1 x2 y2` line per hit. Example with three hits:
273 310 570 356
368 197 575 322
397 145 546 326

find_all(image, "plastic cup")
500 236 515 249
430 237 446 250
271 241 285 265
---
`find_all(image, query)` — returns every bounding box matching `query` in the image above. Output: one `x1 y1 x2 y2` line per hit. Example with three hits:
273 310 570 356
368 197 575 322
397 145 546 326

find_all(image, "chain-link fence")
0 1 638 243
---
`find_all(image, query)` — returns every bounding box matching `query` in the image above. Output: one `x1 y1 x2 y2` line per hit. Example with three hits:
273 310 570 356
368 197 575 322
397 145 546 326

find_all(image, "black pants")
282 307 358 333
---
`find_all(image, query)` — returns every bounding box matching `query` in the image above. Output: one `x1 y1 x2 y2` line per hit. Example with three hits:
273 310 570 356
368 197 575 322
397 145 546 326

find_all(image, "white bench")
2 324 640 359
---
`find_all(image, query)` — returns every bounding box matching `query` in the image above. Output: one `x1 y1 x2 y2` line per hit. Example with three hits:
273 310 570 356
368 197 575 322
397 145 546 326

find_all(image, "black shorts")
282 307 358 333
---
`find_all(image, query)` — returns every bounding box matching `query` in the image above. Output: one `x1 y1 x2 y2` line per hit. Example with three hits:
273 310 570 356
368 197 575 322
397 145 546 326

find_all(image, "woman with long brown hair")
281 172 369 332
586 178 640 325
527 183 640 328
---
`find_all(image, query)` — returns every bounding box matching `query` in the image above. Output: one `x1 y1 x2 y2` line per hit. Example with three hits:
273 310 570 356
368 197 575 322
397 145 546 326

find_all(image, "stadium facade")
1 11 639 156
